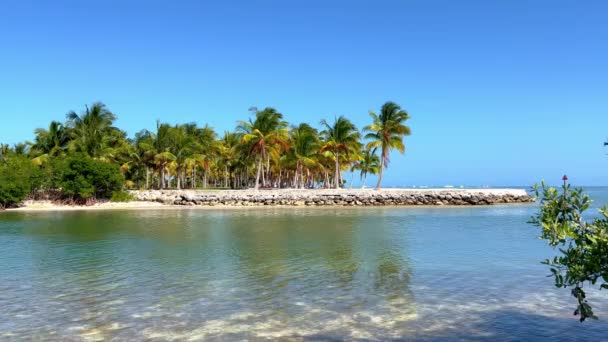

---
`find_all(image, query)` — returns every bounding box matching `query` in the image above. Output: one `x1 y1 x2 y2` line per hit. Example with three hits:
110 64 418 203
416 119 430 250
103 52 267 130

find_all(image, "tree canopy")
0 101 412 206
364 101 411 189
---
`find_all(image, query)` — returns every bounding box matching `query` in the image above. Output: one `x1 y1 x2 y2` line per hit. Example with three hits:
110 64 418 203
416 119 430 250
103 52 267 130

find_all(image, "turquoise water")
1 188 608 341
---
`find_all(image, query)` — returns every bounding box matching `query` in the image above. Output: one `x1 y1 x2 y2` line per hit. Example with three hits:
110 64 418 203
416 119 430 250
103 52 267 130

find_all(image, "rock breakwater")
131 189 534 207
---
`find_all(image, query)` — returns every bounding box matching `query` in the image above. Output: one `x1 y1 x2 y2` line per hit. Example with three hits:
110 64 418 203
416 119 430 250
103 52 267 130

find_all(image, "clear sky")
1 0 607 187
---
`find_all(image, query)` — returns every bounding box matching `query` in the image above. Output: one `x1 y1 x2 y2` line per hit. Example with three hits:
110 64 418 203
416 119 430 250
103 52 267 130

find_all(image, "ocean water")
1 188 608 341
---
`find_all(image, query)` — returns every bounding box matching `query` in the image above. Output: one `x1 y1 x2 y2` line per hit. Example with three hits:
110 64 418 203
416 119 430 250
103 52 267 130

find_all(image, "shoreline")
7 200 172 212
6 188 534 212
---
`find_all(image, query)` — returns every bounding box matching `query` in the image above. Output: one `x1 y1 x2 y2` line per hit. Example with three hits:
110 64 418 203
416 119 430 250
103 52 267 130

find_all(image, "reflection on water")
0 204 607 341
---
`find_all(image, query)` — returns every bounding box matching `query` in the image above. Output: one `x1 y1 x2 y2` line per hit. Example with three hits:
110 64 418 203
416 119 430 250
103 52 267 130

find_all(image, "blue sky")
1 0 607 186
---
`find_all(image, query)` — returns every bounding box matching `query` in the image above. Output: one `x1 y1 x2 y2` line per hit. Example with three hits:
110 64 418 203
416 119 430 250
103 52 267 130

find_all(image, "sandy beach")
8 200 170 212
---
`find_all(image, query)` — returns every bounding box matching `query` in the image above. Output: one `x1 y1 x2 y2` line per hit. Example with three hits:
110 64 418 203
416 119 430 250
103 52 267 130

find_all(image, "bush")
51 154 124 202
110 190 134 202
531 181 608 322
0 156 40 208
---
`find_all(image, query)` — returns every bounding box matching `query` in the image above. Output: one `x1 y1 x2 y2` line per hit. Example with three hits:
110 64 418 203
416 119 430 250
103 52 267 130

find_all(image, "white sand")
9 200 169 212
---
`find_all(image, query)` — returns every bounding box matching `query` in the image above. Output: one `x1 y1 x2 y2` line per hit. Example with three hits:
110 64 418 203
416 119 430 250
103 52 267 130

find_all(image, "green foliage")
51 154 124 201
237 107 289 189
320 116 361 189
364 101 411 189
66 102 125 158
110 190 135 202
352 149 380 188
530 181 608 322
8 100 411 192
0 156 40 208
30 121 70 158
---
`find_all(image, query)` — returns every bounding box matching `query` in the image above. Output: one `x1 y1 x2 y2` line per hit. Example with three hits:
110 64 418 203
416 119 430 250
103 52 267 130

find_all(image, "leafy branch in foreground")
530 181 608 322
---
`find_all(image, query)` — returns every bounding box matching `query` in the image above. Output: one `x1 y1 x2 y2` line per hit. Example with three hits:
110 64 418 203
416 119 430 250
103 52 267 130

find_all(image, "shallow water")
1 188 608 341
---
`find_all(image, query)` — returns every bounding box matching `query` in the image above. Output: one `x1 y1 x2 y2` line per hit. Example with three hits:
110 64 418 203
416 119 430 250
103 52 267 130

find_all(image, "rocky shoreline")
131 188 534 207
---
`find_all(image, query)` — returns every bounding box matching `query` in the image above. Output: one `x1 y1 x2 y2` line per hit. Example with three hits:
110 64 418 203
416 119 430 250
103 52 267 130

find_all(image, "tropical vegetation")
531 181 608 322
364 101 411 189
0 101 411 207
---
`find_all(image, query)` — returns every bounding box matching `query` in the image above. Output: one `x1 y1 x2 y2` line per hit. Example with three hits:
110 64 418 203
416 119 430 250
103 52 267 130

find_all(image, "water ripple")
0 206 607 340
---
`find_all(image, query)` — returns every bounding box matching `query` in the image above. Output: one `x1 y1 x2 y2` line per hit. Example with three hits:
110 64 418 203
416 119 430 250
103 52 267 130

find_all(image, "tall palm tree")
65 102 121 158
364 101 411 189
320 116 361 189
237 107 288 190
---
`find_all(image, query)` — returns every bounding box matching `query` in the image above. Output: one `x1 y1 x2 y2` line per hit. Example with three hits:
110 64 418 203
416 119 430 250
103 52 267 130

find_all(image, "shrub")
531 181 608 322
51 154 124 202
110 190 134 202
0 156 40 208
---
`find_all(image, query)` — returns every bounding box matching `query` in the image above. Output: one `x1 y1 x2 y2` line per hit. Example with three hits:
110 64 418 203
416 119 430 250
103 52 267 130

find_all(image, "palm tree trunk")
168 167 172 189
176 168 181 190
255 154 262 190
334 151 340 189
261 153 266 187
160 166 165 189
361 173 367 189
193 168 197 188
266 154 270 181
145 167 150 189
224 166 228 188
306 169 311 189
296 166 300 189
349 170 355 189
375 159 384 190
299 164 305 189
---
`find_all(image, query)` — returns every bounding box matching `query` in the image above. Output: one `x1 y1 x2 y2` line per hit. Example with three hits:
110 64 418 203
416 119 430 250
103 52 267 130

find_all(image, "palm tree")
153 122 176 189
364 101 411 189
320 116 361 189
130 129 157 189
356 149 380 188
218 131 240 188
192 124 218 188
168 124 194 190
287 123 320 188
31 121 70 158
66 102 121 158
12 143 29 156
237 107 288 190
347 148 364 189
